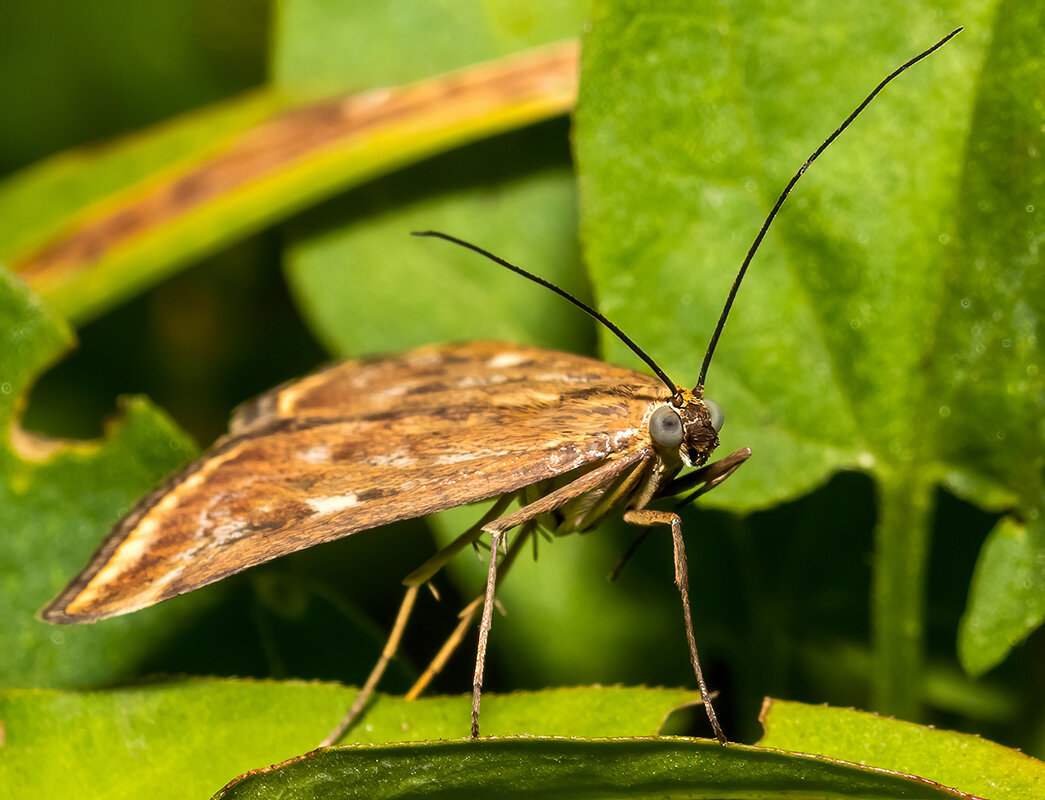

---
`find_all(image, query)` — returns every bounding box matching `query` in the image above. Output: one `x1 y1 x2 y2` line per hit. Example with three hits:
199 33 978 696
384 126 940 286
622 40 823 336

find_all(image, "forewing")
45 342 666 622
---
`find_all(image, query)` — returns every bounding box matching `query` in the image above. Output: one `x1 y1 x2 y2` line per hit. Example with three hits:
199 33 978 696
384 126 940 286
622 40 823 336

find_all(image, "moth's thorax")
668 389 720 468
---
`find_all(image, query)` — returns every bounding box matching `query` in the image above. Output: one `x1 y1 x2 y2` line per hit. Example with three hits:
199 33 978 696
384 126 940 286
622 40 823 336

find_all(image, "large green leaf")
575 0 1043 719
214 701 1044 800
0 267 201 687
0 682 695 800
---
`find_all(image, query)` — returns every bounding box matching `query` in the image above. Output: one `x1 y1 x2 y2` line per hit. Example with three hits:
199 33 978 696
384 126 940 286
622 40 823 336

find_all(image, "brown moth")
42 29 961 745
43 337 737 623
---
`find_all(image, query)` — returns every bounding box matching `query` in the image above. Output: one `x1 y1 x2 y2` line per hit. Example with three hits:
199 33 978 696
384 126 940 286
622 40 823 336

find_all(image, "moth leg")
472 528 502 738
622 508 727 745
467 447 652 738
612 448 751 582
573 458 651 532
320 584 419 747
408 595 482 700
665 447 751 503
321 495 517 746
406 521 535 701
471 520 538 737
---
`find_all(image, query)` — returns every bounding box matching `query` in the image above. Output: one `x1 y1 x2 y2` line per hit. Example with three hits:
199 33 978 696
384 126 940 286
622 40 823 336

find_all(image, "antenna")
412 230 683 401
694 27 963 392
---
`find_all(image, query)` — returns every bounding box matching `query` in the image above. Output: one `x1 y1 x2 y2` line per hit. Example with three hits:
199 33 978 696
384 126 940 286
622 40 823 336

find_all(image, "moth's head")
649 389 724 467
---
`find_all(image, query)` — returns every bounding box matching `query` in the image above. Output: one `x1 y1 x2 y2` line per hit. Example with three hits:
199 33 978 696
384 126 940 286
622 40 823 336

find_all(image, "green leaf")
575 0 1043 718
0 267 202 687
0 682 695 800
959 515 1045 675
216 737 980 800
759 699 1045 800
934 2 1045 674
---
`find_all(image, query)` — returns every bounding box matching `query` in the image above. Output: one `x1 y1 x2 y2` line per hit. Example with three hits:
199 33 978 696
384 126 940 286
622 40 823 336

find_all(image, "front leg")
622 508 727 745
664 447 750 504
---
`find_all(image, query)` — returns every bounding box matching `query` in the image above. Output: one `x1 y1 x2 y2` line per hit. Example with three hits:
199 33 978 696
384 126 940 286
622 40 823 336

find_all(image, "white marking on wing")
487 352 527 368
611 427 640 447
376 383 409 398
307 494 361 515
298 445 332 464
533 373 595 384
211 521 248 546
434 449 509 465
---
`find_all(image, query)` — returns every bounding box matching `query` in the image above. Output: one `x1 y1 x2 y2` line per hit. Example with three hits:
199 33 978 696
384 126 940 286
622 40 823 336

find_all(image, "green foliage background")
0 0 1042 797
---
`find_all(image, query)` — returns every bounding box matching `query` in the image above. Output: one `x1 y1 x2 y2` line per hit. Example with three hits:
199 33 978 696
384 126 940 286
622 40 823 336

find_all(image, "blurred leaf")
575 0 1043 718
0 682 695 800
0 268 202 687
0 43 578 324
959 515 1045 675
937 2 1045 675
795 639 1022 725
217 737 982 800
0 92 283 261
759 699 1045 800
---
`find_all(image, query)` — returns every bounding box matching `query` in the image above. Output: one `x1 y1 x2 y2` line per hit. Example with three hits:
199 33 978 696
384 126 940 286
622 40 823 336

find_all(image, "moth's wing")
45 342 667 622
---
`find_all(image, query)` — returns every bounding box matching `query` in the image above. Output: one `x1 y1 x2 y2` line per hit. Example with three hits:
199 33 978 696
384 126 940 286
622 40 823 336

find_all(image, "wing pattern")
46 342 668 621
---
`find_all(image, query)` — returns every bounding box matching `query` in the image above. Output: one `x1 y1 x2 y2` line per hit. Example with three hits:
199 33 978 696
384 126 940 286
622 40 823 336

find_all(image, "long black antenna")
695 27 962 392
412 230 682 400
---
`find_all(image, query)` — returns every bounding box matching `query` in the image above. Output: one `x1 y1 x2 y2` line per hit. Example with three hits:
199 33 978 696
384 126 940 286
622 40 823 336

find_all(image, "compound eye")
649 405 685 447
705 398 725 432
